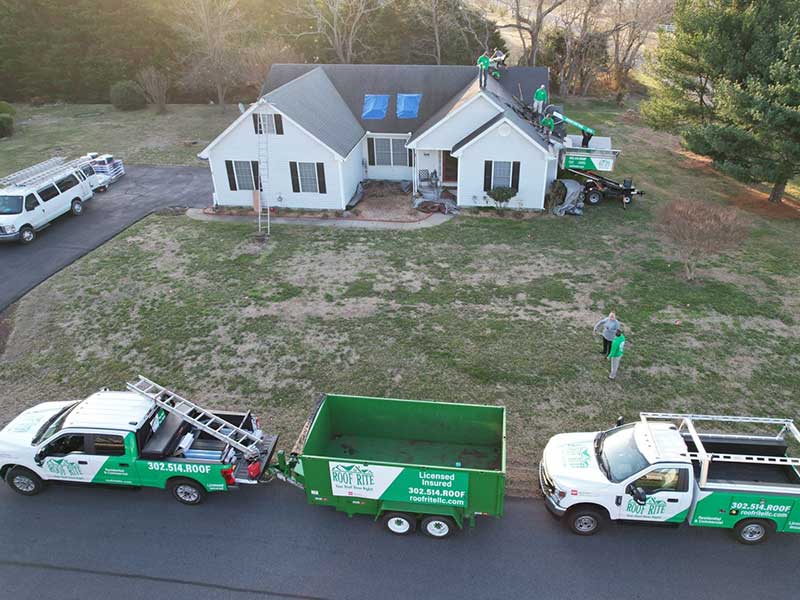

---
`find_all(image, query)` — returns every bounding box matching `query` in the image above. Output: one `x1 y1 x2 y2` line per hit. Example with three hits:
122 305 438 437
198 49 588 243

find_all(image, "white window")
492 161 512 188
374 138 392 166
391 139 407 166
298 162 318 193
372 137 408 167
253 113 282 135
233 161 255 190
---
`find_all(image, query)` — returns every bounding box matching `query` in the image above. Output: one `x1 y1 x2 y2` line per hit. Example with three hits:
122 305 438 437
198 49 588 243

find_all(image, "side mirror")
615 416 625 427
34 450 45 466
626 484 648 505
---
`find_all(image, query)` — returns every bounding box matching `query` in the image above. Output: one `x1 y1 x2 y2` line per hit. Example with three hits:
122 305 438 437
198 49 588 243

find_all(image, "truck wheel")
169 478 207 505
382 512 416 536
566 507 604 536
734 519 770 545
71 199 84 216
421 515 456 539
19 226 35 244
5 466 44 496
586 190 603 205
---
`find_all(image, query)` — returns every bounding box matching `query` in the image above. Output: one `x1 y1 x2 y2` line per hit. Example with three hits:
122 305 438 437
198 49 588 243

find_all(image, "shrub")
110 80 146 111
137 66 169 114
0 101 16 116
487 186 517 215
0 114 13 138
657 199 749 280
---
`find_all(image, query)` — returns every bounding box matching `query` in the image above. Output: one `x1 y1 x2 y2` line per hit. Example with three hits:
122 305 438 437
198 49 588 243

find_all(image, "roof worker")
541 112 555 137
533 84 548 115
489 48 506 81
477 51 491 88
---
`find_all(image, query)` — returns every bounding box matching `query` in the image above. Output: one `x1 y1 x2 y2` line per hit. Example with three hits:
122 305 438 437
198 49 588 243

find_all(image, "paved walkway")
185 208 453 230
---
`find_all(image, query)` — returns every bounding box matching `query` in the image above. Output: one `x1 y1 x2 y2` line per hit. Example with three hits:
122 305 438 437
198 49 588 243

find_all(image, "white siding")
364 135 412 182
455 124 548 210
341 140 365 207
207 107 344 210
415 149 441 180
411 96 500 150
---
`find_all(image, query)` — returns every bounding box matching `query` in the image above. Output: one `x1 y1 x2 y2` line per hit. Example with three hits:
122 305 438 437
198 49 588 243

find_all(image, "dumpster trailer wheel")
586 189 603 205
421 515 456 539
382 512 416 535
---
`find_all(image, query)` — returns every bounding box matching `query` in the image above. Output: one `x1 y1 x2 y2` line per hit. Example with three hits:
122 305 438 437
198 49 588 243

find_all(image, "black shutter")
289 162 300 192
251 161 260 191
367 138 375 166
225 160 237 191
316 163 326 194
408 148 413 166
252 114 261 134
483 160 493 192
274 114 284 135
511 161 520 190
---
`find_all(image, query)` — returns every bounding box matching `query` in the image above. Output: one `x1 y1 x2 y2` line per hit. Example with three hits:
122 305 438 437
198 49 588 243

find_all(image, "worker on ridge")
477 51 491 88
490 48 506 80
534 84 548 114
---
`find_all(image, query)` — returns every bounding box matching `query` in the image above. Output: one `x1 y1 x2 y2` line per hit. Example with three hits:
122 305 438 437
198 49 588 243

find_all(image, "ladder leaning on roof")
127 375 265 460
256 99 271 238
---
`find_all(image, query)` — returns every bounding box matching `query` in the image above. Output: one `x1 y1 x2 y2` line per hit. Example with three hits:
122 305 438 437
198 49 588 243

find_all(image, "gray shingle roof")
260 64 550 155
263 67 365 157
451 113 505 153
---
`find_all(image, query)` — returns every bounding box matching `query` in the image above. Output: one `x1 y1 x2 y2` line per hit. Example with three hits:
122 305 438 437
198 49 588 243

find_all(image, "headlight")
0 225 17 234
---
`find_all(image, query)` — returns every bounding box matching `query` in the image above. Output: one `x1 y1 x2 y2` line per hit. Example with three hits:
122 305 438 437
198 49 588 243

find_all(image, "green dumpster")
276 394 506 538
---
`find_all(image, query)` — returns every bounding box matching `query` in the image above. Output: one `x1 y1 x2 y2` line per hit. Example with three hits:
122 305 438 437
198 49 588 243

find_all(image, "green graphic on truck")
329 461 469 507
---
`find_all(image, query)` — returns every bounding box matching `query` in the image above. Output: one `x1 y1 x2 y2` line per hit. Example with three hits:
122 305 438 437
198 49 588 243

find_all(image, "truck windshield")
596 424 649 482
0 195 23 215
31 402 79 445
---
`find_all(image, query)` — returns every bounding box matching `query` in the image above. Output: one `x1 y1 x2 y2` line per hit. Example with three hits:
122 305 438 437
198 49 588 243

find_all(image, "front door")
616 466 693 522
89 432 140 485
24 193 47 229
442 151 458 183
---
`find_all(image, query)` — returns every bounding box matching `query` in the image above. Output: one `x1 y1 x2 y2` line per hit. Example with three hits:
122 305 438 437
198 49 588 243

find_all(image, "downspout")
337 157 345 210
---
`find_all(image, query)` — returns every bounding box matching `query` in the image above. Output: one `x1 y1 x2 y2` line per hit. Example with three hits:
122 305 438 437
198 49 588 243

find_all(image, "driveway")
0 165 211 312
0 482 795 600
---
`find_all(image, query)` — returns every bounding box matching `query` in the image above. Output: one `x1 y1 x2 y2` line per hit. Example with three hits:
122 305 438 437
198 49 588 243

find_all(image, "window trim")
224 160 259 191
368 136 409 167
289 161 327 194
491 160 513 189
252 113 283 135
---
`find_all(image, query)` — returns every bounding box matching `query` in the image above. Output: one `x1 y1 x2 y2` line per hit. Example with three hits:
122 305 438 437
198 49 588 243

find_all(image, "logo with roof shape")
44 458 82 477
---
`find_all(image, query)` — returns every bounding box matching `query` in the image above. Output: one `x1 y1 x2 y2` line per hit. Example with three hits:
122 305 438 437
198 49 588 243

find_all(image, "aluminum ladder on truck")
127 375 264 460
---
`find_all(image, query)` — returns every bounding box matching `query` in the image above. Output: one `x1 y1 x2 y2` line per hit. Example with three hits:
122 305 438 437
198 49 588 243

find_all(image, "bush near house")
110 80 147 111
0 114 13 138
0 101 16 116
487 186 517 214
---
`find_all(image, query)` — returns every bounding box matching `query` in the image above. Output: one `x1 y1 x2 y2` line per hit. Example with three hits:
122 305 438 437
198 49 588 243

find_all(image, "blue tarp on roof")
396 93 422 119
362 94 390 119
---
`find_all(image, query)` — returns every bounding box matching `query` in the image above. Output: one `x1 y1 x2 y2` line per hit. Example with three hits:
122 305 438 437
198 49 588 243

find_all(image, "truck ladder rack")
0 156 96 188
127 375 264 459
640 412 800 487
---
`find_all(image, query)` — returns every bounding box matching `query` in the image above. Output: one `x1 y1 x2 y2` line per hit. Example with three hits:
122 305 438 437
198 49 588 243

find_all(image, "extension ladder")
127 375 264 459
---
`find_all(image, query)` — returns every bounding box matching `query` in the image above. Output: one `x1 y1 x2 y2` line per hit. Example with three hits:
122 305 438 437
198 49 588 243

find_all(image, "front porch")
413 149 459 202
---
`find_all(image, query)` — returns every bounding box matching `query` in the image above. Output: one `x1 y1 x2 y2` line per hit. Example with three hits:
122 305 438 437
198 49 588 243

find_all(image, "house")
198 63 559 211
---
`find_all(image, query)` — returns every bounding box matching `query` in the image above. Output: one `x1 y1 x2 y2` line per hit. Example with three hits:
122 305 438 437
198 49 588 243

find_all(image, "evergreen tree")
642 0 800 203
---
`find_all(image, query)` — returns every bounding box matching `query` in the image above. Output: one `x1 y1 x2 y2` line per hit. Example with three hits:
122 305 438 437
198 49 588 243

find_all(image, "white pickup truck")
540 413 800 544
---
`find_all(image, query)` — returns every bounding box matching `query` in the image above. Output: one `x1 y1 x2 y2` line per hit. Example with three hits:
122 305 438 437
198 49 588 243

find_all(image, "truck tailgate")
234 434 279 484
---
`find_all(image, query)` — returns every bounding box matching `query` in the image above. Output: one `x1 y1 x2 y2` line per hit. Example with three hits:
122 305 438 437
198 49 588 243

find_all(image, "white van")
0 163 94 244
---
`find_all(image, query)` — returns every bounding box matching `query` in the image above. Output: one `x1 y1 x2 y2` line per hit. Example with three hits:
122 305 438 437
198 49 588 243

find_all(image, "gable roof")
451 113 506 153
263 64 549 138
264 67 365 158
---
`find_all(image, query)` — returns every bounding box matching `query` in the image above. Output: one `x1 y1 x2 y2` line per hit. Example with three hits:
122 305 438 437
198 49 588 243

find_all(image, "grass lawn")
0 103 235 174
1 101 799 496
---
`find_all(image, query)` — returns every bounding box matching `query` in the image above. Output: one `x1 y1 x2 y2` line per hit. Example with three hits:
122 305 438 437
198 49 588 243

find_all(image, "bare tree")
288 0 389 64
605 0 674 93
172 0 248 112
497 0 570 66
657 200 748 280
137 66 169 114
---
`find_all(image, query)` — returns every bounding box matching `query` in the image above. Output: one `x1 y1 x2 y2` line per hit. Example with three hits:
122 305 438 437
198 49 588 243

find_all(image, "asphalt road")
0 165 211 312
0 482 795 600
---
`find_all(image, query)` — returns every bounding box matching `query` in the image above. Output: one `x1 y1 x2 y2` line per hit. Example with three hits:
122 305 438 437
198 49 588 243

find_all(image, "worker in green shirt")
533 84 548 114
608 330 626 380
477 51 490 88
541 114 555 134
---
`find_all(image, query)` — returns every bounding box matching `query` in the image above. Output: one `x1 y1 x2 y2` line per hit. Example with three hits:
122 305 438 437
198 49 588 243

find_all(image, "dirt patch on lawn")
0 306 14 358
